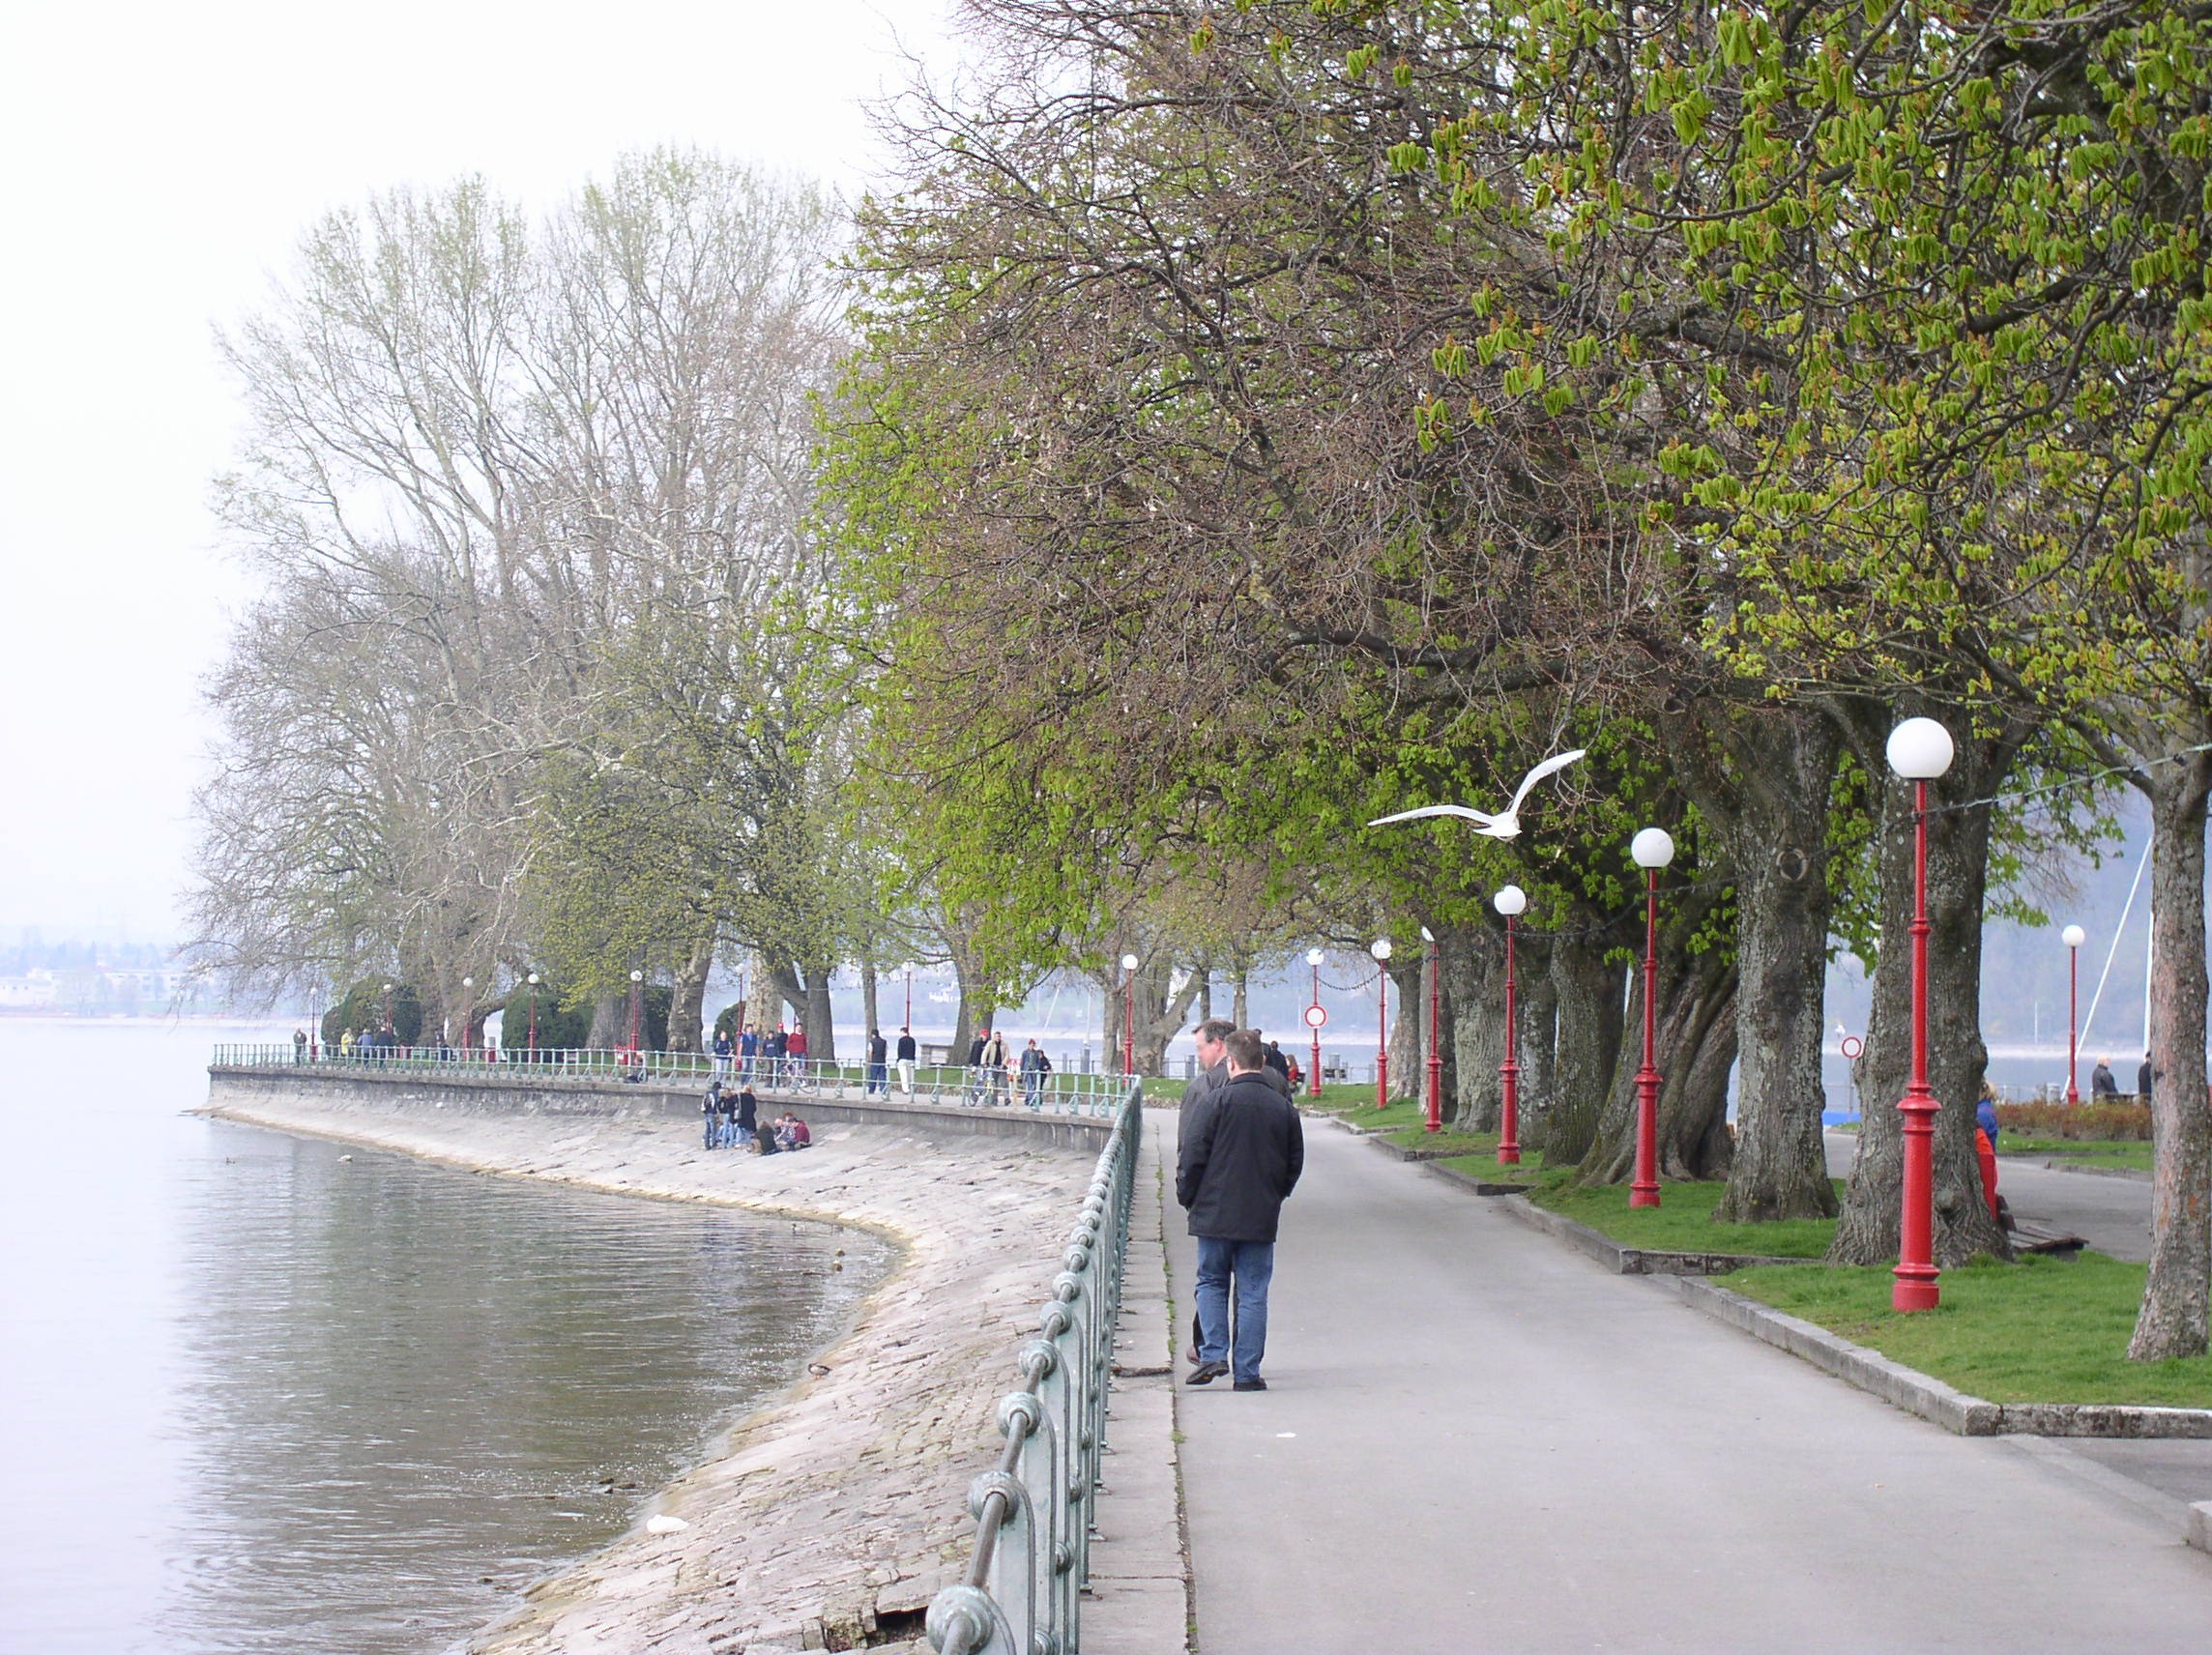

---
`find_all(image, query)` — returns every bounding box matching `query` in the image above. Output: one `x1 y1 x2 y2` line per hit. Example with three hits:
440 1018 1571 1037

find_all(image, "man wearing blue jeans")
1178 1029 1304 1392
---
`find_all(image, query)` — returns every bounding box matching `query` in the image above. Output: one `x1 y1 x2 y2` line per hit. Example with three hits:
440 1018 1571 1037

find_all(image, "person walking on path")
979 1028 1011 1106
1019 1037 1052 1107
866 1028 889 1096
1178 1029 1303 1391
896 1027 917 1095
2091 1055 2118 1098
292 1027 308 1064
1179 1016 1293 1365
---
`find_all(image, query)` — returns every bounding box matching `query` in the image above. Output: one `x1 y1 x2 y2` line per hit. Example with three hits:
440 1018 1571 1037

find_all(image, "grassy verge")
2001 1137 2153 1171
1727 1253 2212 1407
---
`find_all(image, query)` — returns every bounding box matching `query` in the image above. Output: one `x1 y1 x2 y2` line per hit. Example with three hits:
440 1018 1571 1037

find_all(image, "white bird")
1367 748 1588 840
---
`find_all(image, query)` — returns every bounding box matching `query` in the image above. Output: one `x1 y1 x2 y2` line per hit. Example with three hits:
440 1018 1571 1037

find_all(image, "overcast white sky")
0 0 956 942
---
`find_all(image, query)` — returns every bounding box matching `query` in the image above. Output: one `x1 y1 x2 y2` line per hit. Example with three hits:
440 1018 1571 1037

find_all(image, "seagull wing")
1367 803 1493 828
1503 747 1588 816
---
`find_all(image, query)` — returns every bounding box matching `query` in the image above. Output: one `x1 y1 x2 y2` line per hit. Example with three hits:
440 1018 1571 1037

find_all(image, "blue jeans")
1194 1236 1275 1383
866 1060 888 1094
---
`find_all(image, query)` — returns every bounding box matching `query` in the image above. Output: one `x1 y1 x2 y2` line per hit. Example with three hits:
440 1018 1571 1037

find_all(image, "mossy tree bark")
1685 705 1844 1223
1542 926 1624 1165
1437 925 1503 1131
668 932 715 1055
1387 953 1425 1103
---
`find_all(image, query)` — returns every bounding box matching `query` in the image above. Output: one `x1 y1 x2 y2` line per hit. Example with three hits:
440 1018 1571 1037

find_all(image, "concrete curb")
1489 1193 1817 1277
2193 1501 2212 1555
1086 1119 1191 1654
1670 1277 2212 1440
1421 1161 1537 1197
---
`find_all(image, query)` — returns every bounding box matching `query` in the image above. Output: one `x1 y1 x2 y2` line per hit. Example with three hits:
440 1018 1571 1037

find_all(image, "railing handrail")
925 1077 1143 1655
207 1044 1135 1118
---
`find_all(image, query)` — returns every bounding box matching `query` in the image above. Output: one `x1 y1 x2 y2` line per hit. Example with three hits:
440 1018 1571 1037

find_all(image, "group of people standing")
701 1080 811 1154
710 1023 811 1085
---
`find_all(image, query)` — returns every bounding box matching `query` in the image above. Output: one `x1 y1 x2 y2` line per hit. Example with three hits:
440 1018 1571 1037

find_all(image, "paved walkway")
1164 1116 2212 1655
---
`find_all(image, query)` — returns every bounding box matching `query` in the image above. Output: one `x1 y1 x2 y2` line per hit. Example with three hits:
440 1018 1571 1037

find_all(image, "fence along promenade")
926 1078 1143 1655
207 1043 1131 1117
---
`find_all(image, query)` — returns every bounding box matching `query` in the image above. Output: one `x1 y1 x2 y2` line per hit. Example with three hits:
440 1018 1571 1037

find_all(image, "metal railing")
208 1045 1132 1118
926 1078 1142 1655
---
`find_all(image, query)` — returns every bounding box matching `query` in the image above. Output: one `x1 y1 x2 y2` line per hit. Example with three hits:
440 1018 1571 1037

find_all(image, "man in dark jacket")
1178 1029 1303 1391
896 1027 918 1095
2138 1053 2154 1104
866 1028 889 1095
1179 1016 1295 1366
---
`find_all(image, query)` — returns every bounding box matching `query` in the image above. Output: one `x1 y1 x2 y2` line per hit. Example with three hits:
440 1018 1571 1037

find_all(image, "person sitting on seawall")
1974 1081 2008 1230
2091 1056 2118 1099
775 1112 812 1151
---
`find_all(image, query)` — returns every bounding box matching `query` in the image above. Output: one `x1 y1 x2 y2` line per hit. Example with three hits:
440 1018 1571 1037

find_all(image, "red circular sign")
1303 1003 1327 1030
1840 1035 1863 1060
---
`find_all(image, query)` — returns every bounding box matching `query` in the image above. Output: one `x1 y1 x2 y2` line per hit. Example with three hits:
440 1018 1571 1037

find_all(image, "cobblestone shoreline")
203 1078 1112 1653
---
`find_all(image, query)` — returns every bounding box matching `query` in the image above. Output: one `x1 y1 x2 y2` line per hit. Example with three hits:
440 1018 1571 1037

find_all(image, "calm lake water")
0 1020 892 1655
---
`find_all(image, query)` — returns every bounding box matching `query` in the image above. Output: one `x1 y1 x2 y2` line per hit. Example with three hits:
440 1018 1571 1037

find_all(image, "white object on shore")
1367 748 1587 840
645 1514 689 1535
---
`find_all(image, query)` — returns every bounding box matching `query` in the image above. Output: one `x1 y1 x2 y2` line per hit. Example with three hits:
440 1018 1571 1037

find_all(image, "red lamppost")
527 972 540 1060
628 969 645 1057
1304 947 1325 1097
1888 716 1955 1312
2062 923 2085 1106
1496 885 1527 1164
1120 951 1139 1076
461 976 474 1059
1628 829 1674 1207
904 963 914 1030
1370 938 1393 1110
1421 927 1442 1133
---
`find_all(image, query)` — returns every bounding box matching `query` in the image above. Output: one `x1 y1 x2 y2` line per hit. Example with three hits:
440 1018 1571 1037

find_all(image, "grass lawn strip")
1727 1253 2212 1408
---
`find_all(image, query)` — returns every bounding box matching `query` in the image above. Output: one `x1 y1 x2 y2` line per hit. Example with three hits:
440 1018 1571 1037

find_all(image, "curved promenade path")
1163 1115 2212 1655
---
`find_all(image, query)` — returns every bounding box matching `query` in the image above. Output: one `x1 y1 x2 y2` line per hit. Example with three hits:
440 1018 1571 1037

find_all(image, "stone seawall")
201 1069 1130 1654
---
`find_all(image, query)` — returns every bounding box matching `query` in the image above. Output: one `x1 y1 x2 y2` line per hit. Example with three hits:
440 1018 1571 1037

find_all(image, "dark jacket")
1264 1043 1290 1081
737 1089 758 1131
967 1034 988 1065
896 1032 917 1061
868 1032 888 1063
2091 1062 2118 1098
2138 1060 2154 1102
1178 1072 1304 1242
1181 1059 1290 1147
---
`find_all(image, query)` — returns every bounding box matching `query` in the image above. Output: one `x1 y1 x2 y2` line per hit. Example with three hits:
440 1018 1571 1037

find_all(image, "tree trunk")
861 957 880 1041
668 932 714 1055
1715 709 1842 1222
1388 954 1424 1102
1827 701 2017 1266
1583 872 1737 1184
952 948 993 1058
1437 926 1503 1130
586 992 624 1048
1512 930 1557 1146
804 966 836 1062
1198 969 1213 1022
2129 750 2212 1360
1543 927 1624 1164
1232 959 1250 1028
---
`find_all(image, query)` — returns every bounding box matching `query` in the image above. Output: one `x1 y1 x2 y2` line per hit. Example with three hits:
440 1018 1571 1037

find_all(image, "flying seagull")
1367 748 1588 841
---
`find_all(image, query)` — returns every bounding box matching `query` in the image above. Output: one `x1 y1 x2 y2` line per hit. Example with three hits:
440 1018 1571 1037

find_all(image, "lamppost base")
1498 1143 1521 1166
1423 1055 1442 1132
1629 1184 1661 1208
1891 1268 1940 1313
